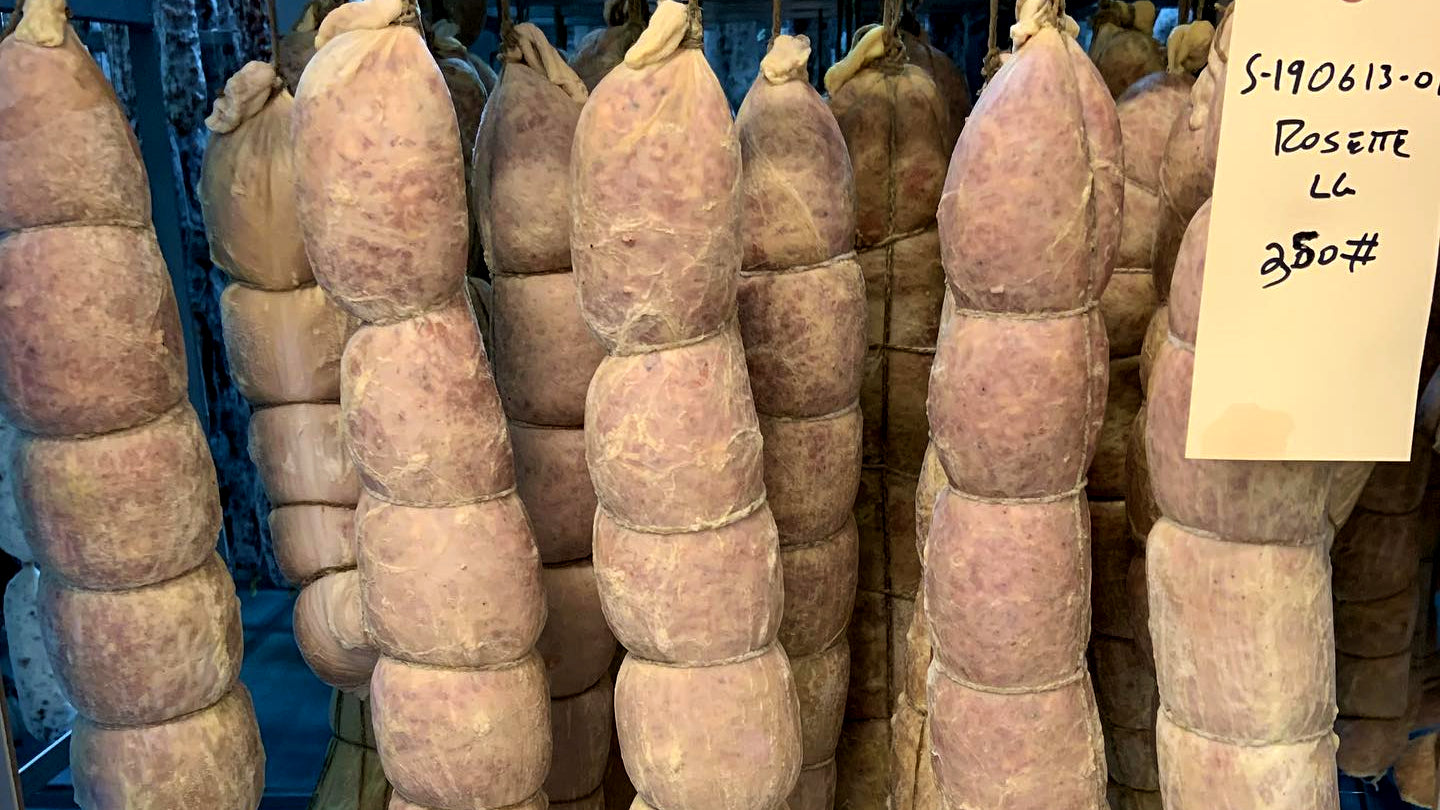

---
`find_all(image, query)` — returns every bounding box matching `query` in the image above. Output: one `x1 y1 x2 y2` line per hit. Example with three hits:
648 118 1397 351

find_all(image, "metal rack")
0 1 212 806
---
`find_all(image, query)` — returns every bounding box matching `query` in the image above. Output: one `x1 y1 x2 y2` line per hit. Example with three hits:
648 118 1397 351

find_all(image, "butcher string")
771 0 781 44
0 388 180 454
739 250 857 278
801 756 837 773
982 0 1000 77
599 492 769 536
1213 3 1232 65
859 224 931 252
1159 706 1335 747
361 697 376 751
1077 97 1104 496
631 643 772 669
760 399 860 426
933 655 1088 695
986 0 999 53
782 529 853 554
682 0 703 48
1336 576 1416 605
949 299 1098 321
491 261 574 277
353 744 367 809
879 75 900 722
498 0 515 49
507 417 581 431
1162 509 1335 550
882 0 900 36
883 344 936 356
351 694 366 804
361 484 519 510
608 316 732 356
359 289 471 328
881 0 904 64
309 702 360 808
334 698 378 750
384 653 536 674
1078 311 1095 487
83 683 229 730
943 480 1088 505
293 563 356 590
265 0 280 64
11 218 148 235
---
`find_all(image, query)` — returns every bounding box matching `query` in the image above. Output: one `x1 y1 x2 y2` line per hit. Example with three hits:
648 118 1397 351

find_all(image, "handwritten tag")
1187 0 1440 461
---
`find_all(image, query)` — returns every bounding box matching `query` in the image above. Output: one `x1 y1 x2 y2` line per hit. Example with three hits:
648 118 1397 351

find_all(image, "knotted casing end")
761 34 811 84
14 0 67 47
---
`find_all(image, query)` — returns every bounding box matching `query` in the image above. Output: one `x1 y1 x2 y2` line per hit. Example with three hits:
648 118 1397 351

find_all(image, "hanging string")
627 0 643 26
882 0 901 38
881 0 903 64
674 0 701 48
986 0 999 53
981 0 1001 78
498 0 515 49
266 0 281 64
771 0 781 44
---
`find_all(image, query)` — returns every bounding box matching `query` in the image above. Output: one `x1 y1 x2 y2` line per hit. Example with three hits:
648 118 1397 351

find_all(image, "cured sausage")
0 1 264 804
824 21 951 804
202 60 377 692
572 4 802 807
737 32 865 810
1147 202 1339 810
927 0 1121 805
1088 22 1210 810
473 21 615 808
294 2 550 806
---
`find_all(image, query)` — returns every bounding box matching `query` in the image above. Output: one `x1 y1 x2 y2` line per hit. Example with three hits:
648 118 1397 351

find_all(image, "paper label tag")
1187 0 1440 461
